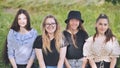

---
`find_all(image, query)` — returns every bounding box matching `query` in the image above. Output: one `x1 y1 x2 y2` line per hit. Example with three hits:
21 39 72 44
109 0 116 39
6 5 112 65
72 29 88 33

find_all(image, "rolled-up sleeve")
83 37 94 59
110 39 120 58
7 29 15 59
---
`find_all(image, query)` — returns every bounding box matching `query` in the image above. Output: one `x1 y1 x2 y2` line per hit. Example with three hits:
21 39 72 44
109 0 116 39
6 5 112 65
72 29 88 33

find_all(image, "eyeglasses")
45 23 56 27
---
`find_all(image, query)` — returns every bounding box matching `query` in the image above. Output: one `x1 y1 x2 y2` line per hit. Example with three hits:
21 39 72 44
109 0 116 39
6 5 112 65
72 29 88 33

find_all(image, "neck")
98 33 105 37
19 27 28 34
68 29 78 34
48 33 54 40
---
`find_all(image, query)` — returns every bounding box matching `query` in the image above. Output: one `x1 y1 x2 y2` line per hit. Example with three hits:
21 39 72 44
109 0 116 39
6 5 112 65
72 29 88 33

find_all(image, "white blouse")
83 36 120 62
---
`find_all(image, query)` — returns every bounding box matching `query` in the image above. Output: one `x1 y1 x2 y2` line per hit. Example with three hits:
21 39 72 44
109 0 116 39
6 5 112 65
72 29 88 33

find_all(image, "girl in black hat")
83 14 120 68
63 10 89 68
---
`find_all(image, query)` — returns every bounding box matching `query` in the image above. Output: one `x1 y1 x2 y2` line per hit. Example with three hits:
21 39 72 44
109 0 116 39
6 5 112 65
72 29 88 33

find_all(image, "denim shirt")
7 29 37 64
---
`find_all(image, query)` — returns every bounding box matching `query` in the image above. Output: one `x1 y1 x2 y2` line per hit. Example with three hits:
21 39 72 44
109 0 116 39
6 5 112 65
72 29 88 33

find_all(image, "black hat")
65 10 84 23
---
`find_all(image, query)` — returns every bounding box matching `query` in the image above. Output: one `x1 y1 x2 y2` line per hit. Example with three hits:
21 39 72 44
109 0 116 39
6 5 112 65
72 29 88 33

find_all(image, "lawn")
0 0 120 68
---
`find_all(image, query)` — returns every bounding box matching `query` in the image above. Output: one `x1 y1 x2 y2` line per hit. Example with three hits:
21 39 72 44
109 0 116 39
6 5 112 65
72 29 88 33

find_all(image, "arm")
64 58 71 68
110 38 120 68
57 47 67 68
35 48 46 68
82 57 88 68
89 58 97 68
26 50 35 68
9 58 17 68
26 58 34 68
26 29 38 68
83 37 97 68
110 57 117 68
7 29 17 68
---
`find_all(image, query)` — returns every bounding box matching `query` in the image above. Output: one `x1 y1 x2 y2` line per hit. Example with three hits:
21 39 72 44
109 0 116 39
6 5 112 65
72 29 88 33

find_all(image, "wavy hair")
93 14 115 43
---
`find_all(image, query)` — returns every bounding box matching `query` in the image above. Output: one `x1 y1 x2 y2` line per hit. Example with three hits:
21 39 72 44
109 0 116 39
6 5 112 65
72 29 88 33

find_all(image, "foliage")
0 0 120 67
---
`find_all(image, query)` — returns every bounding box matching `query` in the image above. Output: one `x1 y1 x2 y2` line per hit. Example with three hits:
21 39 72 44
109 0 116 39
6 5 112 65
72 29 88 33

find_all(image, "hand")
66 65 71 68
26 66 31 68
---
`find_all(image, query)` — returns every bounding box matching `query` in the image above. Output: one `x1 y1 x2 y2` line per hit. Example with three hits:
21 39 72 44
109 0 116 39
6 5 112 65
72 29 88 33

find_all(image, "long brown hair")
42 15 62 54
11 9 31 31
93 14 115 43
2 9 31 64
66 20 87 48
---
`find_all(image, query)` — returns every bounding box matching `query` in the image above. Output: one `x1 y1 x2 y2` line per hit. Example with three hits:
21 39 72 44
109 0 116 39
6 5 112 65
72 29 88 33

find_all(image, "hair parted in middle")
10 9 31 31
93 13 115 43
41 15 63 54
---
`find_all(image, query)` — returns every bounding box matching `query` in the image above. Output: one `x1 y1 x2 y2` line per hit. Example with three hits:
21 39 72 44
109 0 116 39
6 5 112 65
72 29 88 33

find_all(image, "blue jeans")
46 66 57 68
46 66 64 68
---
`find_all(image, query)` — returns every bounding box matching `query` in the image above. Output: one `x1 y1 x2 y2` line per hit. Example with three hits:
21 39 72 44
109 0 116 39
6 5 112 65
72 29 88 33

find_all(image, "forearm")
57 58 64 68
64 58 71 68
26 58 34 68
82 57 88 68
110 57 117 68
89 59 97 68
38 61 46 68
9 58 17 68
35 49 46 68
57 47 67 68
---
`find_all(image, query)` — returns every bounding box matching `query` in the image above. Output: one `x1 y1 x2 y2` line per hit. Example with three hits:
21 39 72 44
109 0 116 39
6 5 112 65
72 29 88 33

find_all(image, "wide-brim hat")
65 10 84 23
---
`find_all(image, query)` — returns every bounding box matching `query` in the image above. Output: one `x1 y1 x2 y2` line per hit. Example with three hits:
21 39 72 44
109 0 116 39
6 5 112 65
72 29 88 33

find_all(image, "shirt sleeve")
60 36 69 48
110 38 120 58
7 29 15 59
83 37 94 59
33 35 42 49
30 49 35 59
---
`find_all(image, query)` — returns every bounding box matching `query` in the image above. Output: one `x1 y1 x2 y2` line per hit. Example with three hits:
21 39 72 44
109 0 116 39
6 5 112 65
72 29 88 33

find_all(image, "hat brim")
65 18 84 24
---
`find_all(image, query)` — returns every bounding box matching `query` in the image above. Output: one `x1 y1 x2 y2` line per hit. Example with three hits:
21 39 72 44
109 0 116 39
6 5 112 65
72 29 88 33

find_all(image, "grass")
0 0 120 68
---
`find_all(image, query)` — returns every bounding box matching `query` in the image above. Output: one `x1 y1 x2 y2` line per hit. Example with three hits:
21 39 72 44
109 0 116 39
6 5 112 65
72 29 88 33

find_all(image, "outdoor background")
0 0 120 68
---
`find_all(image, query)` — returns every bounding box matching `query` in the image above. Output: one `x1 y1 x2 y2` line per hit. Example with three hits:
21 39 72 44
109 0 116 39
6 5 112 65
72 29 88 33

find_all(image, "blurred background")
0 0 120 67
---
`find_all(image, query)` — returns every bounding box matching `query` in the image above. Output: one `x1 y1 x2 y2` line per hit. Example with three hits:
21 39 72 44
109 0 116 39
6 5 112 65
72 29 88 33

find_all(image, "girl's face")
96 18 109 35
69 19 80 30
18 13 27 28
45 18 56 34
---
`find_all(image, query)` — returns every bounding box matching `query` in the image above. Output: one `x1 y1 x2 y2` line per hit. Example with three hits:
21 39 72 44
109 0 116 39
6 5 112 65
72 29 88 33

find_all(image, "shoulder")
35 35 42 41
86 36 94 42
8 29 16 37
30 28 37 34
8 29 15 34
33 35 42 49
79 30 88 35
63 30 69 34
63 30 70 36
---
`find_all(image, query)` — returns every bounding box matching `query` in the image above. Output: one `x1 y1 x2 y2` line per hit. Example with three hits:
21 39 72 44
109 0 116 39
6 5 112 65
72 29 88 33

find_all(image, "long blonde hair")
42 15 62 54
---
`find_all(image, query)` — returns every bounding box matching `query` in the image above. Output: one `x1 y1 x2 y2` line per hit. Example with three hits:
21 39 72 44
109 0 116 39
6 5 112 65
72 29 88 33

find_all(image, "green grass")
0 0 120 68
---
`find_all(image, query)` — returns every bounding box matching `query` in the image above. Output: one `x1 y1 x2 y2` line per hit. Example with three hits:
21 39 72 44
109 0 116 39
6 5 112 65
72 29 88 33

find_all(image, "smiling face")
45 18 57 34
96 18 109 35
18 13 27 28
69 18 80 30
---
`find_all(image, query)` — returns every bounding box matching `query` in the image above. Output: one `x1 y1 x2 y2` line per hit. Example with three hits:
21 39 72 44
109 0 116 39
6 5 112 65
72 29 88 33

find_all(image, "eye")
18 18 21 20
24 17 27 20
104 23 107 26
99 23 103 25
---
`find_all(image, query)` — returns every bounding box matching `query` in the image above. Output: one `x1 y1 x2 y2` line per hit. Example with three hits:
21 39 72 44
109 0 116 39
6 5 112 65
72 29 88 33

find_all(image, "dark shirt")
63 29 88 59
33 36 62 66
